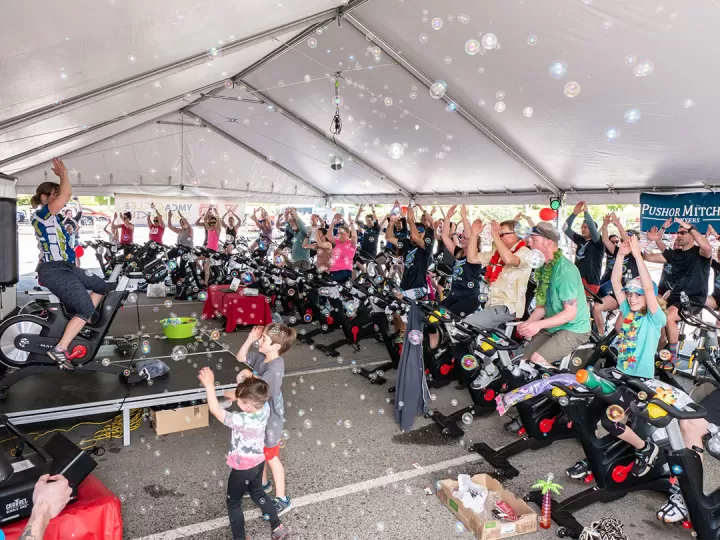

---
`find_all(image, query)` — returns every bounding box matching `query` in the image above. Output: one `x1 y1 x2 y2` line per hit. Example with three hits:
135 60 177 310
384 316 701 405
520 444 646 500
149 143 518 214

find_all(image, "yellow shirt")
477 244 533 317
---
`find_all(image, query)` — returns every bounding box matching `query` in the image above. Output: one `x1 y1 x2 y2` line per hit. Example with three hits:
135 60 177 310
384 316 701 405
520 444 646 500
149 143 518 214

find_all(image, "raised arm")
407 205 424 248
583 203 601 242
167 211 181 233
676 218 712 257
441 205 459 253
601 214 616 253
48 158 72 215
459 205 472 240
564 201 583 242
490 220 521 267
611 240 630 305
629 235 660 314
610 212 629 242
466 219 484 265
385 215 399 247
349 219 358 244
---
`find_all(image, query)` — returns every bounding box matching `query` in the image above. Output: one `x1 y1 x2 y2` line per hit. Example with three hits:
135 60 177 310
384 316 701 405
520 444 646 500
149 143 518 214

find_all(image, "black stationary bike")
0 273 147 400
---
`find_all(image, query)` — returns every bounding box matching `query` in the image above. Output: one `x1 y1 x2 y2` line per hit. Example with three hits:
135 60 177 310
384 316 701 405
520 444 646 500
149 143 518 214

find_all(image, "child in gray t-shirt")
234 323 297 516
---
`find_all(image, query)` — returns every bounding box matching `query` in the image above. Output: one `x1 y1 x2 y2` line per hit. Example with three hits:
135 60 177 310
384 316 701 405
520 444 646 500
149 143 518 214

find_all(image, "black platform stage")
1 298 248 446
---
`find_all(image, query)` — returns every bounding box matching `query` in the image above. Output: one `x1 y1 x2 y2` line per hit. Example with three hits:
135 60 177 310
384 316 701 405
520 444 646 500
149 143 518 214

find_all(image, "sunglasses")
676 230 690 236
499 232 514 237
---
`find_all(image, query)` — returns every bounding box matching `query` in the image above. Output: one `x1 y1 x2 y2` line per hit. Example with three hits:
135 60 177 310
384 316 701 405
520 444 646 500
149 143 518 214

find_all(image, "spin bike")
0 272 147 400
427 320 521 438
527 371 674 538
633 384 720 539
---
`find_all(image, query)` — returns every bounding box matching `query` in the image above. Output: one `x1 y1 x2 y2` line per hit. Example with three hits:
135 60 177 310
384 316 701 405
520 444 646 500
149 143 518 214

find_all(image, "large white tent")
2 0 718 204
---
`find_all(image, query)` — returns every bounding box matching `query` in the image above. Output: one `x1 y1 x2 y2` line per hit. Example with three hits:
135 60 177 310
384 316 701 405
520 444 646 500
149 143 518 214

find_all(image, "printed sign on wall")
639 192 720 233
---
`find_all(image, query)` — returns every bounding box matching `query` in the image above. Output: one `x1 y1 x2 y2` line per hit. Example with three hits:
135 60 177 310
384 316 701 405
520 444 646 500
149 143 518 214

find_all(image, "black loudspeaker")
0 416 96 525
0 197 19 286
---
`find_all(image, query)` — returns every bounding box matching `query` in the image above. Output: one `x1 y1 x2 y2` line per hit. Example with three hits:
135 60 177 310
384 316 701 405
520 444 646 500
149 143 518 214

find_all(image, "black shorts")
701 389 720 424
667 295 705 313
38 261 108 321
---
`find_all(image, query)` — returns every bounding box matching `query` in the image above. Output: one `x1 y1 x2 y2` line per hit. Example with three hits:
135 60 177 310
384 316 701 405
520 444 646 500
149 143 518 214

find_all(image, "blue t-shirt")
616 300 666 378
32 205 76 263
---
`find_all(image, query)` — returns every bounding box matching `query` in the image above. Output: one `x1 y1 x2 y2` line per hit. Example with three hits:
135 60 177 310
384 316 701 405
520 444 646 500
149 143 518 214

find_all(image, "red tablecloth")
2 474 122 540
202 286 272 332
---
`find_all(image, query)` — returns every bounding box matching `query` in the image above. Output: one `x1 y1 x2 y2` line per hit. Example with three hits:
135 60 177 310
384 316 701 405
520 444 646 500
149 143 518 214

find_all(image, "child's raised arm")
198 367 225 423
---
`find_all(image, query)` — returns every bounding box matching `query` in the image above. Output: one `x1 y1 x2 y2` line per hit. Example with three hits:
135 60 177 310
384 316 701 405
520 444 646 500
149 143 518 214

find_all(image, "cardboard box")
437 474 537 539
151 404 209 436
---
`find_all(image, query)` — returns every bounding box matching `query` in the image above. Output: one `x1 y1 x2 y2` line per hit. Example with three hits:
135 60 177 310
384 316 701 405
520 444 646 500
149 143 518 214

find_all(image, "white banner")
114 195 245 226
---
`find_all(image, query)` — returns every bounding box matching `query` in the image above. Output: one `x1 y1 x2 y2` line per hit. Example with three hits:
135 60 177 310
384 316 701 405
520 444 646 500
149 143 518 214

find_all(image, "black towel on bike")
394 303 430 432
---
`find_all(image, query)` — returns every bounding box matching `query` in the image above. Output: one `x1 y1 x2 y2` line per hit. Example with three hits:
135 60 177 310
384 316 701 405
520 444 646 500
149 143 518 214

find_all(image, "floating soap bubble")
307 37 318 48
451 399 458 406
303 419 313 429
481 33 498 49
332 95 344 107
624 108 641 123
461 355 479 371
384 97 393 106
344 419 352 428
564 81 581 98
102 358 111 367
529 249 546 269
445 101 457 112
171 346 188 361
408 330 423 345
523 107 534 118
462 412 474 425
605 127 620 141
458 13 470 24
444 56 452 65
625 54 637 66
549 61 568 79
514 222 531 237
198 291 208 301
164 300 173 308
633 61 654 77
429 80 447 99
127 293 137 303
431 17 443 30
494 101 506 113
388 143 404 159
419 33 429 44
496 91 505 100
454 521 466 534
683 99 694 109
527 34 538 46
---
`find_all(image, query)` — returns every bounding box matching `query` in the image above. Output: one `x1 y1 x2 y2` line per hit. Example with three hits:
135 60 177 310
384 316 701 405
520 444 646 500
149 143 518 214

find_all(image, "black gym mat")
0 332 243 415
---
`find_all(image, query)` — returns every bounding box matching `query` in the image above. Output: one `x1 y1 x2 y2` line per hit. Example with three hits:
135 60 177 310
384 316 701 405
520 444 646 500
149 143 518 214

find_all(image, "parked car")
74 207 111 226
16 209 27 223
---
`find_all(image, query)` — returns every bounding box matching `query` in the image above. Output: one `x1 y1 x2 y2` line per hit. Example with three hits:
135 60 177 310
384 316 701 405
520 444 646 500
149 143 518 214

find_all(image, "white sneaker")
657 492 688 523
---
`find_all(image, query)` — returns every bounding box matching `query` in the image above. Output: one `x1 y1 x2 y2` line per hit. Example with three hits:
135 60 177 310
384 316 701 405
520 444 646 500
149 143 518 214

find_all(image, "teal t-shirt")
616 300 666 378
544 256 591 334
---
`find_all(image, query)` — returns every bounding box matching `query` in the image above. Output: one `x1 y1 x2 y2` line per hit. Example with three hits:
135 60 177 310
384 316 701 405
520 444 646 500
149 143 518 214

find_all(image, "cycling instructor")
31 158 108 370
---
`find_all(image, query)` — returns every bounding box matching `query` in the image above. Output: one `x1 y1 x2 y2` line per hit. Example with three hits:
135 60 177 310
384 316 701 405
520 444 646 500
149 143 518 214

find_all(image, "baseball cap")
526 222 560 243
623 276 658 296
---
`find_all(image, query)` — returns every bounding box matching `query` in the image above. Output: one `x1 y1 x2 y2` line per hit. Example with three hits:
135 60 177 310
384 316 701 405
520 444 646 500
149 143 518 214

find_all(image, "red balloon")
74 245 85 258
539 208 557 221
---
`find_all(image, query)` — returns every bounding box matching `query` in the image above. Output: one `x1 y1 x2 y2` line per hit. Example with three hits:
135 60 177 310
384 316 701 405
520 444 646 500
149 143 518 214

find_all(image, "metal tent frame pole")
0 1 367 135
344 14 561 196
234 80 414 198
0 1 370 170
184 110 328 198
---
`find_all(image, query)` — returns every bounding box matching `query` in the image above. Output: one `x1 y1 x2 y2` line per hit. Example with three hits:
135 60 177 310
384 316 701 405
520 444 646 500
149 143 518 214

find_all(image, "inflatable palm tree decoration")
532 473 563 529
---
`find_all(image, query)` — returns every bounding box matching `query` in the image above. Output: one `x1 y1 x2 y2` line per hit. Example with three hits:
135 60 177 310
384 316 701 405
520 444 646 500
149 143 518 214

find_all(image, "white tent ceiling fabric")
3 0 719 204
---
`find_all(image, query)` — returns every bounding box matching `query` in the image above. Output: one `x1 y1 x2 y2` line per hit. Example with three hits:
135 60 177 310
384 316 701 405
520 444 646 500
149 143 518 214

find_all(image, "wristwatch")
688 225 697 232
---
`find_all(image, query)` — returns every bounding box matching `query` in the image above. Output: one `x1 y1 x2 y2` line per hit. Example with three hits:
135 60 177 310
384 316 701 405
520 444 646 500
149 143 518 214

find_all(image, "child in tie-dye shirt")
198 367 290 540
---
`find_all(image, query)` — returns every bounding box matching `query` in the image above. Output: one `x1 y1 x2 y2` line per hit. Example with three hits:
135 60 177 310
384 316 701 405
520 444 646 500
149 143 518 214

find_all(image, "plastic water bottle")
708 424 720 456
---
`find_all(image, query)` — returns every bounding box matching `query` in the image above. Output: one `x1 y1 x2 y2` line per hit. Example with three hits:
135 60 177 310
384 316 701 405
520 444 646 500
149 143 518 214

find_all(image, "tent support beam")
0 2 366 136
2 111 179 177
0 3 368 171
234 81 413 198
345 14 561 196
184 110 328 198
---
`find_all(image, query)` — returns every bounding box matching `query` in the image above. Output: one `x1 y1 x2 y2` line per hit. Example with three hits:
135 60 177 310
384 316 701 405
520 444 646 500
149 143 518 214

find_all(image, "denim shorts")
38 261 108 321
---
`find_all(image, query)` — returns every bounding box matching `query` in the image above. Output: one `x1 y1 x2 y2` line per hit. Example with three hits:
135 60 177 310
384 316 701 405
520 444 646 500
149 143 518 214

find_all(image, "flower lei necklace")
534 250 564 306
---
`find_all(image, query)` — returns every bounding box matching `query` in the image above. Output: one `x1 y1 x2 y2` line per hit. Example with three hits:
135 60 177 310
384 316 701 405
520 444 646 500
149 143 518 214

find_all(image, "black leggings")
440 292 481 317
227 463 280 539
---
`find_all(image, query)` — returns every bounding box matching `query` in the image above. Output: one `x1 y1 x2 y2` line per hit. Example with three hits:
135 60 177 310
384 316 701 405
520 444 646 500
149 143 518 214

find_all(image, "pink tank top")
331 240 356 272
207 229 219 251
149 226 164 244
